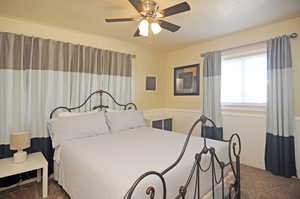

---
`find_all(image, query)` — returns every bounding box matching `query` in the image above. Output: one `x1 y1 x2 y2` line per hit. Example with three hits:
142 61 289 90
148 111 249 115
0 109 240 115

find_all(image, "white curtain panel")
202 51 223 140
203 51 223 127
0 70 28 143
0 32 132 145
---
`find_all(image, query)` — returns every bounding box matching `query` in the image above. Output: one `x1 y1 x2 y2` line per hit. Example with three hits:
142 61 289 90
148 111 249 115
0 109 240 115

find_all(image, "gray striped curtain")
203 51 223 140
0 32 132 186
264 35 296 178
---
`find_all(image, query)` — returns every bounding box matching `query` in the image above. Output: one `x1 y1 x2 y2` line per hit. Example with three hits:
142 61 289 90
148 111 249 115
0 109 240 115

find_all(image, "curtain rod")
200 33 298 57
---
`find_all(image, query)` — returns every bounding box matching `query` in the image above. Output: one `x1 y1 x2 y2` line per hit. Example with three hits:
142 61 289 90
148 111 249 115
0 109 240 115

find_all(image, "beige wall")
163 17 300 116
0 16 165 110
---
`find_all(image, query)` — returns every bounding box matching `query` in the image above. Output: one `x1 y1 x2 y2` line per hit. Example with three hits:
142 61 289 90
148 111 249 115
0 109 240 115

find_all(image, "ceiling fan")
105 0 191 37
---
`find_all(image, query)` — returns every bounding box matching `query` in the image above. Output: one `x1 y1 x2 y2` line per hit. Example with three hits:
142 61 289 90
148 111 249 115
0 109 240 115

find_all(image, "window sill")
222 104 266 112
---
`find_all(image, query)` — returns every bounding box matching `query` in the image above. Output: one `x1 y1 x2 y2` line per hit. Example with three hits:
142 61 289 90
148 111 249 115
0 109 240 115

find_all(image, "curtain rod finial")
290 33 298 39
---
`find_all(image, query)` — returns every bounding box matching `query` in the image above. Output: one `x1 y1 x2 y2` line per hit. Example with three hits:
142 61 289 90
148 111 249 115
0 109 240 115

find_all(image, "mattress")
54 127 231 199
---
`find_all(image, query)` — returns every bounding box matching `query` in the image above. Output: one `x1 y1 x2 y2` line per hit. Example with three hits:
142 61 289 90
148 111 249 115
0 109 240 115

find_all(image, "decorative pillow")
105 111 146 133
48 111 109 148
57 110 98 117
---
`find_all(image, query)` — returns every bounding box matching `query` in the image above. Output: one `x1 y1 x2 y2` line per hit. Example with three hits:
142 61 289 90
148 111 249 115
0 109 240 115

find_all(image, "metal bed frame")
50 90 241 199
50 90 137 119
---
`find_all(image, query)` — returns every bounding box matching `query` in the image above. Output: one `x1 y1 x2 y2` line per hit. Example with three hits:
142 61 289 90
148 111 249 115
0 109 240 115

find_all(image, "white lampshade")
138 19 149 36
10 131 31 150
151 22 162 34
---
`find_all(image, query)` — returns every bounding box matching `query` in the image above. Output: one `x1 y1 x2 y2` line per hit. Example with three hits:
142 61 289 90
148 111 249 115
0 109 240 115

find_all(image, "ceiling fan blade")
133 29 142 37
160 2 191 18
105 18 138 23
159 20 181 32
129 0 144 13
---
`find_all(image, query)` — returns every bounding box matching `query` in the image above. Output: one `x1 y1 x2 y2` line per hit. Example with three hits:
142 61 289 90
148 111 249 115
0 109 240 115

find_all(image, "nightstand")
0 152 48 198
144 114 173 131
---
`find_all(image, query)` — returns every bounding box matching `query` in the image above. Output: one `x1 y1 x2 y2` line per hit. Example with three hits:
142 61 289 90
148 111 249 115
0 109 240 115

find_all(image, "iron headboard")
49 90 137 119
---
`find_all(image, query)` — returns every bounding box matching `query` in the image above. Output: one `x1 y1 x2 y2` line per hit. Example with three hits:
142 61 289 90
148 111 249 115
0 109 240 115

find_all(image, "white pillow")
105 111 146 133
105 109 135 112
105 109 121 112
57 110 98 117
48 111 109 148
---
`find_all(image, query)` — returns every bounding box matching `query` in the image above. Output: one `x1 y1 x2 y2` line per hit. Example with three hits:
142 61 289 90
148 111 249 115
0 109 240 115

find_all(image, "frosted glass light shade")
10 131 31 150
151 22 162 34
138 19 149 36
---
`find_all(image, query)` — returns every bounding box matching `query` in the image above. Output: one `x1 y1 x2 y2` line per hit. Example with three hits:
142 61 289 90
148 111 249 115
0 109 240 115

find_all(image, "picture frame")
174 64 200 96
145 76 157 92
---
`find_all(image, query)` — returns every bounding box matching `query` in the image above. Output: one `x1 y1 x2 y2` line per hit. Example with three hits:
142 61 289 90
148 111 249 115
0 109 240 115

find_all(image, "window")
221 52 267 106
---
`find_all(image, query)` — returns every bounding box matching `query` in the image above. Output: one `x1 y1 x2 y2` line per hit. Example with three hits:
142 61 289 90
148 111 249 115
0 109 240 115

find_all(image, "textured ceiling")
0 0 300 50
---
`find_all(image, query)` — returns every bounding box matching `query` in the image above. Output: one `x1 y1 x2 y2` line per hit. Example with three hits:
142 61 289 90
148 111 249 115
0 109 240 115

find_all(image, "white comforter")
55 127 229 199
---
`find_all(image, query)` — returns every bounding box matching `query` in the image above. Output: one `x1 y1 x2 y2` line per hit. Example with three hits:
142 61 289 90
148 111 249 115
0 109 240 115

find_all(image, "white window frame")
221 46 267 111
222 103 266 112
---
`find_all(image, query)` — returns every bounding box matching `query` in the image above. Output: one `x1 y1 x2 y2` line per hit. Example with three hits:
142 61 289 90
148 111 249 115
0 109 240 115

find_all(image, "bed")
49 90 241 199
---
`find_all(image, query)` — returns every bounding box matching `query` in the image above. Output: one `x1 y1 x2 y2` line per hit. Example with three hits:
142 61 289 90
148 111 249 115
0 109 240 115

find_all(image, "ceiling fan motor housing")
142 0 160 18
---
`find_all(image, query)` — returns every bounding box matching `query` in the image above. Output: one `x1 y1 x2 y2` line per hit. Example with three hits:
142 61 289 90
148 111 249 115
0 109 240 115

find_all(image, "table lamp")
10 132 31 163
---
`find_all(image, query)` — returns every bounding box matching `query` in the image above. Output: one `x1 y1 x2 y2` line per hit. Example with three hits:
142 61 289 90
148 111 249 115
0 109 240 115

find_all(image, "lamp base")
13 150 27 163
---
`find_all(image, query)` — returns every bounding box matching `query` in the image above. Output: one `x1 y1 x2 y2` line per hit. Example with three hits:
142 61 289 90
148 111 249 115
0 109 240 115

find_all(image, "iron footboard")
124 115 241 199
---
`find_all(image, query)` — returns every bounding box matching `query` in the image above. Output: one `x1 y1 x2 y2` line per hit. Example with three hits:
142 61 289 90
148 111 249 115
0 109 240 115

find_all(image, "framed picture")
145 76 156 91
174 64 200 96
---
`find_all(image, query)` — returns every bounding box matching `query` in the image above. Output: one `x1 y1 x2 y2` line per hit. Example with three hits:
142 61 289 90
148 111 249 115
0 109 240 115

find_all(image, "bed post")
228 134 241 199
236 155 241 199
99 91 103 111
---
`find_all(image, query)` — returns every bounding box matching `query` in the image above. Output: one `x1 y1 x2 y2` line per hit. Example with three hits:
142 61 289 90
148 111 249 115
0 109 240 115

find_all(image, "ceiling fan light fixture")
151 22 162 34
105 0 191 37
138 19 149 36
157 13 163 18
